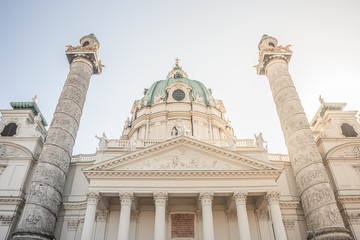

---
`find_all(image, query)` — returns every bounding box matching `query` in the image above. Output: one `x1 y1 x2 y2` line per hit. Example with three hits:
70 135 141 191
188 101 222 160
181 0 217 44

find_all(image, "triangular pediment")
84 137 281 173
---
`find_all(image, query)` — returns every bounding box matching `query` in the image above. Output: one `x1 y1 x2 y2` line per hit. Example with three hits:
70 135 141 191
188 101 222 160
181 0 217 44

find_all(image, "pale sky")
1 0 360 155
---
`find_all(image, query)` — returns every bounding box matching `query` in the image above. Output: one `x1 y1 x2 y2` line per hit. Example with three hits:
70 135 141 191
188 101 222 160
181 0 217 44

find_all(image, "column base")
307 227 353 240
12 231 54 240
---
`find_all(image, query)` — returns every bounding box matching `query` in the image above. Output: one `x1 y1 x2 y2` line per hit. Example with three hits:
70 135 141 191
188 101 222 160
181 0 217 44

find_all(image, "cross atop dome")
167 58 189 79
175 58 180 66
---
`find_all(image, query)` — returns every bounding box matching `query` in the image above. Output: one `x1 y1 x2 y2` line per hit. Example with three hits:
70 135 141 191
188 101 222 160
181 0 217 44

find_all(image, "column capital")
119 192 134 206
153 192 168 206
255 35 292 75
65 34 103 74
96 210 109 221
266 191 280 204
67 220 79 231
199 192 214 206
233 191 247 205
86 191 100 205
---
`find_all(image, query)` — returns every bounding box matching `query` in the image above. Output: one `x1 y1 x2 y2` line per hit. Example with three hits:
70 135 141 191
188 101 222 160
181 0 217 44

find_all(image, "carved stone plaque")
171 213 195 238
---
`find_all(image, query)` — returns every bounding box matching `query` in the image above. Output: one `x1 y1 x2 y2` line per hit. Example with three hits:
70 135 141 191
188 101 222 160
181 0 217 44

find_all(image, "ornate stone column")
95 210 109 240
233 191 251 240
12 34 102 240
153 192 168 240
81 192 100 240
256 35 352 240
118 192 134 240
266 191 287 240
199 192 215 240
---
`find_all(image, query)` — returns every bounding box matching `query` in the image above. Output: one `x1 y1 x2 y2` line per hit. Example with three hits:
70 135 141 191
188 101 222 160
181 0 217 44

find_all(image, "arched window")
341 123 358 137
269 42 275 47
82 41 89 47
1 123 18 137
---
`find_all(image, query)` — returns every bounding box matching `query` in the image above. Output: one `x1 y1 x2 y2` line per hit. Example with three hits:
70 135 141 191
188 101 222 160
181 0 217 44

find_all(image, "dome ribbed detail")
143 77 214 107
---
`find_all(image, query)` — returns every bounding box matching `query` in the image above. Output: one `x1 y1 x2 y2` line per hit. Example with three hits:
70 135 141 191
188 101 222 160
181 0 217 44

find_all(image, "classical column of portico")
153 192 168 240
266 191 287 240
81 192 100 240
118 192 134 240
233 191 251 240
256 35 352 239
12 34 102 240
199 192 215 240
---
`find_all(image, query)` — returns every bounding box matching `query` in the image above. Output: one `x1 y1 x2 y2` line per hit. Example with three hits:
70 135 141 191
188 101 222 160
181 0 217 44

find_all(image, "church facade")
0 34 360 240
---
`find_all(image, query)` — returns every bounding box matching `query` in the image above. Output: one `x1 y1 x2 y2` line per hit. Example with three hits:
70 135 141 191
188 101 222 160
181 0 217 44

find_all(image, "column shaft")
267 192 287 240
13 58 95 240
118 192 133 240
81 192 100 240
199 192 215 240
256 36 352 239
153 192 167 240
12 35 102 240
233 192 251 240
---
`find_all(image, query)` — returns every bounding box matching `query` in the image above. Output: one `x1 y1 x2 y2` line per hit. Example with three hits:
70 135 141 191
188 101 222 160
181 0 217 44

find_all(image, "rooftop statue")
95 132 108 151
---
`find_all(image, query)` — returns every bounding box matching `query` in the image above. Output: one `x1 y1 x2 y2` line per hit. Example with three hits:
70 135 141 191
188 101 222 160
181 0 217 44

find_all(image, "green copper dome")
142 77 214 107
141 62 215 108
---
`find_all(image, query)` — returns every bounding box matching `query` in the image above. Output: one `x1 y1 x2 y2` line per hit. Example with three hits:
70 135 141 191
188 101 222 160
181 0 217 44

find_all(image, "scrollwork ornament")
153 192 168 206
0 215 14 225
233 191 247 205
347 211 360 225
96 210 109 221
67 220 79 230
120 192 134 206
86 192 100 205
266 191 280 204
199 192 214 206
283 218 295 229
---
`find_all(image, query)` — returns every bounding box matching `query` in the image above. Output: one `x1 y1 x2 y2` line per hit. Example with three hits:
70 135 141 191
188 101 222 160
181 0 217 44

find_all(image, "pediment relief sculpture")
120 149 250 170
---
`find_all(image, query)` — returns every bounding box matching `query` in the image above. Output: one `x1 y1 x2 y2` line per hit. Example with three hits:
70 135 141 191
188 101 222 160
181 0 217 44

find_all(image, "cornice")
336 195 360 203
280 201 301 209
61 201 87 210
0 197 24 205
84 169 282 178
84 137 279 172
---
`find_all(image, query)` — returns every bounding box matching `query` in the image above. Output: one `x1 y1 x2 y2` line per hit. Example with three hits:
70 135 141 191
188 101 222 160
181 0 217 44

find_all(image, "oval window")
172 90 185 101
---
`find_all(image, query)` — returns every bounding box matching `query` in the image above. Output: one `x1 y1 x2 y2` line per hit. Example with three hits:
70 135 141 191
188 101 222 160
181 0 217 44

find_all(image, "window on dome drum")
269 42 275 47
82 41 89 47
1 123 18 137
172 90 185 101
341 123 358 137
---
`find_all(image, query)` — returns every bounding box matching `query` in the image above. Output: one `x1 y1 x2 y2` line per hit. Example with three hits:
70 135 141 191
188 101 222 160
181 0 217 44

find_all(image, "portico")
77 190 290 240
66 136 295 240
